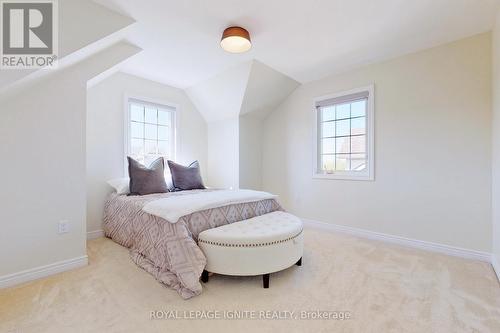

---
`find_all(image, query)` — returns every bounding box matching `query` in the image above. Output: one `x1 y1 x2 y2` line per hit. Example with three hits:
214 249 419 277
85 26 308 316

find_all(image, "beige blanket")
103 190 281 299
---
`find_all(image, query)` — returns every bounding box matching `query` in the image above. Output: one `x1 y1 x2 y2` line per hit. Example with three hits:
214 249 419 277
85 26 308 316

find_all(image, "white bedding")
142 189 277 223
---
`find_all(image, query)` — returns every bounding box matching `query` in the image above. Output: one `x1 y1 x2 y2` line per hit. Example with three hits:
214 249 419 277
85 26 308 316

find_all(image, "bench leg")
296 257 302 266
201 270 209 283
263 273 270 288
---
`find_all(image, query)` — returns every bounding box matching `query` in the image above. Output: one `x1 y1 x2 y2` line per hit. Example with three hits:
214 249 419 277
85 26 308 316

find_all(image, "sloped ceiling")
0 0 136 94
0 41 142 103
186 62 252 122
240 60 299 118
186 60 299 122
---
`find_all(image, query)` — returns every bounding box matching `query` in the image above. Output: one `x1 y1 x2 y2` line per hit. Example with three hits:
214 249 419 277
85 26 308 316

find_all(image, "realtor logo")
1 0 58 69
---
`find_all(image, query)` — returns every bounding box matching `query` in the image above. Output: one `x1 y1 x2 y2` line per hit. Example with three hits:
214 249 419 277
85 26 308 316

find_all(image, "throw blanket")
143 189 277 223
103 189 281 299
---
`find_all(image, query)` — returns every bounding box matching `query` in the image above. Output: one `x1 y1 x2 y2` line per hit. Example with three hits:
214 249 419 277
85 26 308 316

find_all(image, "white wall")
0 71 87 276
492 12 500 267
86 72 208 233
262 33 492 252
0 42 139 277
207 118 239 189
239 114 263 190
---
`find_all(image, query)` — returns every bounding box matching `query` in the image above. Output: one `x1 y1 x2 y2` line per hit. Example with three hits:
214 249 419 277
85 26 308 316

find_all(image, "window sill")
312 172 374 181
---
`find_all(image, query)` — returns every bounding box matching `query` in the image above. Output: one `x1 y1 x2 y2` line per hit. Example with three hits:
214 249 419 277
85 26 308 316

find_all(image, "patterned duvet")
103 190 281 299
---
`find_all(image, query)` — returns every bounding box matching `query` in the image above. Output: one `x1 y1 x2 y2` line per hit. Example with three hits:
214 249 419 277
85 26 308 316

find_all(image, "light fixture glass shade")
220 27 251 53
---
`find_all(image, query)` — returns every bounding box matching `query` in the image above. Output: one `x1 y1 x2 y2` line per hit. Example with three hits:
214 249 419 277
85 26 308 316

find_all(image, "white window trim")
123 94 179 175
312 85 375 181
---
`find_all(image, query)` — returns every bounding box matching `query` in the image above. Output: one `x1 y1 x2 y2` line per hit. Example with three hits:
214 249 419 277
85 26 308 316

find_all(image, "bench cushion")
198 211 302 247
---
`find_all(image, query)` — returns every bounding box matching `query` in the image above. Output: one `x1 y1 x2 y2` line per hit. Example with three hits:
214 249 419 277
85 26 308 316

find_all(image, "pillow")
164 170 174 191
167 160 205 191
107 177 130 195
107 175 173 195
128 157 169 195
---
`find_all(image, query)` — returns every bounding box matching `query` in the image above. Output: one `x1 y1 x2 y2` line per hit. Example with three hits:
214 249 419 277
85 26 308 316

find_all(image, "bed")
103 189 282 299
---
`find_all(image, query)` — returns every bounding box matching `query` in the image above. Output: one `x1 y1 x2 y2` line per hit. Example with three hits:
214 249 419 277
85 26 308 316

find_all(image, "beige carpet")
1 227 499 333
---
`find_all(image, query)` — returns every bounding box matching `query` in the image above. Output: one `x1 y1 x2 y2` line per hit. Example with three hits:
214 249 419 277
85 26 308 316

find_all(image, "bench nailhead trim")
198 229 303 248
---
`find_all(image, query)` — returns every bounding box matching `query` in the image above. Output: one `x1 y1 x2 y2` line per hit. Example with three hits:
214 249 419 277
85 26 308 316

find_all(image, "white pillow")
164 171 174 190
107 173 174 195
107 178 130 195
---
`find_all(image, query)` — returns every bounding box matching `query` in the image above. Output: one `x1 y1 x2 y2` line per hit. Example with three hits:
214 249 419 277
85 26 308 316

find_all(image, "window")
126 98 176 167
313 85 374 180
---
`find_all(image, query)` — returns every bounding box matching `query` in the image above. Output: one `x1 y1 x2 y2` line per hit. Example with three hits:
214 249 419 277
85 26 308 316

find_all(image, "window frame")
312 85 375 181
123 94 178 175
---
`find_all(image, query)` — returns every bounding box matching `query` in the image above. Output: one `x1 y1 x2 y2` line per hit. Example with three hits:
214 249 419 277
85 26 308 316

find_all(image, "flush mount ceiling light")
220 26 252 53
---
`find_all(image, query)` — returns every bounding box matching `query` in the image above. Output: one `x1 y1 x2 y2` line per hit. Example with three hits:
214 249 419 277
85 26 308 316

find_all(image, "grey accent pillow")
128 157 169 195
167 160 205 191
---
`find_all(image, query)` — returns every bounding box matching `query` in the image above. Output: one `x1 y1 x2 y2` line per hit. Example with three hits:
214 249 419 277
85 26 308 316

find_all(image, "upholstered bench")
198 211 303 288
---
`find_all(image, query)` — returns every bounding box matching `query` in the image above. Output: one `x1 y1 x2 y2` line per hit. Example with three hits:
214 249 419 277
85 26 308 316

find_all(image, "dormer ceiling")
186 60 299 122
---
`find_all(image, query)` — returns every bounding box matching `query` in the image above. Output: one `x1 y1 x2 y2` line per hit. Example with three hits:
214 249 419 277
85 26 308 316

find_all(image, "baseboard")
302 218 492 263
492 255 500 283
87 229 104 240
0 255 88 289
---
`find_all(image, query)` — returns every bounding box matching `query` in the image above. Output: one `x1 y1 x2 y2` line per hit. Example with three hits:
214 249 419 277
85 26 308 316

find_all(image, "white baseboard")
87 229 104 240
0 255 88 289
302 218 492 263
492 255 500 283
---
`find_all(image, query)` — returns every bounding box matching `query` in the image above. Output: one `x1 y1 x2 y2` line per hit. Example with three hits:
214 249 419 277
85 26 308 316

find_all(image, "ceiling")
186 60 299 122
94 0 500 89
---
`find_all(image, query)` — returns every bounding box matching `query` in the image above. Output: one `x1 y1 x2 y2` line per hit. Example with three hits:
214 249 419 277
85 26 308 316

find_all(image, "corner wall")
492 12 500 271
207 118 239 189
239 114 263 190
187 60 298 190
262 33 492 252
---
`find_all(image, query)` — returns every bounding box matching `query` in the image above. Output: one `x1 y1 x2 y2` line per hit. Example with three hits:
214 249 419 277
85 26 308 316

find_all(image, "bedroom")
1 0 500 332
